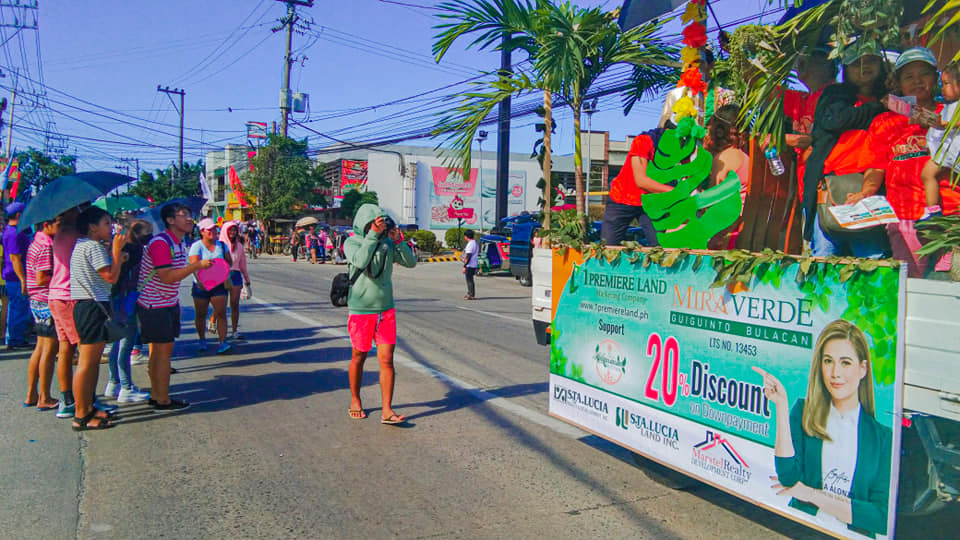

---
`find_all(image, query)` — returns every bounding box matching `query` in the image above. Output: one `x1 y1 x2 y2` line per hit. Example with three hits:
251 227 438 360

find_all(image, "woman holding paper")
858 47 941 277
804 42 891 258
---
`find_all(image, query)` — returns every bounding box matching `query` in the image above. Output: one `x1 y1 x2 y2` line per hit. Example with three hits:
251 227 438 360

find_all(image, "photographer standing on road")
343 204 416 424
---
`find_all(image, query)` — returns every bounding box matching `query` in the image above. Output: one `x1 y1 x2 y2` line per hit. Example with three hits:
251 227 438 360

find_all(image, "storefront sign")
550 251 903 539
341 160 368 192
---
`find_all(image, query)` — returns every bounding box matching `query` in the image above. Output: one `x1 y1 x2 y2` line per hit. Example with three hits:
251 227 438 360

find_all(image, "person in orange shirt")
600 130 674 246
783 47 838 194
858 48 941 277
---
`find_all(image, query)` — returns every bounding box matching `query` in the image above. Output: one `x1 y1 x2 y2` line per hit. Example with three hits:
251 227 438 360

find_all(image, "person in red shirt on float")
858 47 941 277
601 130 674 246
783 47 839 193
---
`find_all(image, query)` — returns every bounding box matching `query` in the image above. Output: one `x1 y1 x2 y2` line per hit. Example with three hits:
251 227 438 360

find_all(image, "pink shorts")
347 309 396 352
49 299 79 345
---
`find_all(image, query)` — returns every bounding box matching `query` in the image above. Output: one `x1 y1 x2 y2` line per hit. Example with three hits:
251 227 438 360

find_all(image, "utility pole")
120 157 140 191
274 0 312 138
6 68 16 160
495 34 511 224
157 85 185 177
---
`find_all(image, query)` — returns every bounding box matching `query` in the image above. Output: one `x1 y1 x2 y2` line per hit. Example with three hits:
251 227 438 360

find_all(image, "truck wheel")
631 452 699 490
898 422 948 517
518 270 532 287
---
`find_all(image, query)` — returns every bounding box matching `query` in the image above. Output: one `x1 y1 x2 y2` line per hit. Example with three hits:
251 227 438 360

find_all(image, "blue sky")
1 0 784 174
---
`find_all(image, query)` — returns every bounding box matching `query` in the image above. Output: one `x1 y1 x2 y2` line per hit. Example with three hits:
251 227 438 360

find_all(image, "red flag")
228 166 249 207
8 160 21 200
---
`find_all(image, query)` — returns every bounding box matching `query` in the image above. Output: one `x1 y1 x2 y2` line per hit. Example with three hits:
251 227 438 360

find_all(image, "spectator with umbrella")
18 171 134 419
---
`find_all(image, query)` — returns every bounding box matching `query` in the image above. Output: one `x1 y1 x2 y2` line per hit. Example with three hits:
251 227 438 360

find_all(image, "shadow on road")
116 367 348 426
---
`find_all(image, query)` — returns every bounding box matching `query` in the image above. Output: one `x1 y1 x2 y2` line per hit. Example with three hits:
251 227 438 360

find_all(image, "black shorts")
191 282 228 299
136 305 181 344
73 300 110 344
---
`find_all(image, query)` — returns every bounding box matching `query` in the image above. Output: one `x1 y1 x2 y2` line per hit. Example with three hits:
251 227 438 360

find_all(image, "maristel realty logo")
594 340 626 385
690 431 751 485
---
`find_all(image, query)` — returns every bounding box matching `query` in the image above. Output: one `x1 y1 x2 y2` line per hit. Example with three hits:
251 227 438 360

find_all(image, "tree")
14 148 76 193
433 0 675 237
339 189 379 221
243 135 328 222
129 160 205 202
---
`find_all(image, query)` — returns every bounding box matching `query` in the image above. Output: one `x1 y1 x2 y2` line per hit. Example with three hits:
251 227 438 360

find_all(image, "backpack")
329 244 389 307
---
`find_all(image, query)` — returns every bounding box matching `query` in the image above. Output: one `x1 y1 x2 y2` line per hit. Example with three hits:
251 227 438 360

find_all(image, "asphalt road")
0 254 953 539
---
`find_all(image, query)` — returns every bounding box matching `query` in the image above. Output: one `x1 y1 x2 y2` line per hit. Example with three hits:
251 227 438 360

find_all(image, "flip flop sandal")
22 401 37 407
348 409 367 420
381 414 406 425
72 411 114 431
37 403 59 411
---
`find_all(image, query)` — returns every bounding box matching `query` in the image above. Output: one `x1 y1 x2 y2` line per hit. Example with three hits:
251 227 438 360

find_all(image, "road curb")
423 251 461 263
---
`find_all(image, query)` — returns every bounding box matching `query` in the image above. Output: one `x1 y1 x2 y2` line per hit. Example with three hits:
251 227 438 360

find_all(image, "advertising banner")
549 251 903 539
429 167 526 230
341 160 368 192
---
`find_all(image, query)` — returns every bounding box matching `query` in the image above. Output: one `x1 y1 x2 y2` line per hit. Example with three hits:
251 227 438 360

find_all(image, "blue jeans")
107 324 139 389
810 214 889 259
5 279 29 346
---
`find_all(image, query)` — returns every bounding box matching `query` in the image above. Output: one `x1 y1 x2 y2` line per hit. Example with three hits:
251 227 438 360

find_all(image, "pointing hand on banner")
750 366 788 409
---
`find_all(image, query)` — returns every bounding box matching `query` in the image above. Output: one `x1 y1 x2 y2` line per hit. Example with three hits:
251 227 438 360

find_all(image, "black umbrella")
18 171 134 231
618 0 686 30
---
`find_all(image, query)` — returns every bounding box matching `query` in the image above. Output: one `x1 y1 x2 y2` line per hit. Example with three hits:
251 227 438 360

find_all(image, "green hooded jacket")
343 204 416 314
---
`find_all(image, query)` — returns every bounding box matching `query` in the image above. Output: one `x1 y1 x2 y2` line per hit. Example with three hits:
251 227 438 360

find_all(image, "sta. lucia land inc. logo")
594 339 626 385
690 431 751 485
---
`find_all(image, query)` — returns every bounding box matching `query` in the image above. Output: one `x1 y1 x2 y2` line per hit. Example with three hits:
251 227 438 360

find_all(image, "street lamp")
476 130 488 234
583 98 598 209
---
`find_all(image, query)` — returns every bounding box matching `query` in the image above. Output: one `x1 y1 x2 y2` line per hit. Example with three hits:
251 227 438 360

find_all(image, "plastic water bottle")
765 147 786 176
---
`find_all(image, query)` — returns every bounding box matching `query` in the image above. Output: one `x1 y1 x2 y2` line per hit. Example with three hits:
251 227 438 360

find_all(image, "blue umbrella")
18 171 134 231
140 196 207 232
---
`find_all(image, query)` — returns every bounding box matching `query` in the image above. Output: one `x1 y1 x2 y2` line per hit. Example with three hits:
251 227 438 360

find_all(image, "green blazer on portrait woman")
774 399 892 537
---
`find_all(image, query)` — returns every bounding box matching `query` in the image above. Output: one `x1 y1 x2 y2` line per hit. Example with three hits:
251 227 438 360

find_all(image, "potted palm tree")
916 215 960 281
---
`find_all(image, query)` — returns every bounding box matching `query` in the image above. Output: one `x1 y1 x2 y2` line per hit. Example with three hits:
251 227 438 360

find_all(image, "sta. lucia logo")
594 339 626 385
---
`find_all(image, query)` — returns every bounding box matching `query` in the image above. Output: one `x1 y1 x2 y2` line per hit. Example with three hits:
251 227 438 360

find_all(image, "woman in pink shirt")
219 221 251 340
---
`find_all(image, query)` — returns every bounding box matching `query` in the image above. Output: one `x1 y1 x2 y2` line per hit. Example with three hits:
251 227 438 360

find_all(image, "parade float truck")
533 119 960 539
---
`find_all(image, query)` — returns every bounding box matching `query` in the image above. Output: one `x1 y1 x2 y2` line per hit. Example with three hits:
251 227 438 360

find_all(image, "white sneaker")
231 331 245 341
103 381 120 398
131 352 148 365
117 385 151 403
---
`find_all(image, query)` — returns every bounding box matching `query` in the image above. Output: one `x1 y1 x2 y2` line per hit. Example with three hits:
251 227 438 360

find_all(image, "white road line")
249 297 584 438
454 305 528 323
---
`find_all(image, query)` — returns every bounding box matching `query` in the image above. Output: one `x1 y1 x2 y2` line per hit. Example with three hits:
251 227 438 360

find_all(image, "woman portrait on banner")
752 320 892 538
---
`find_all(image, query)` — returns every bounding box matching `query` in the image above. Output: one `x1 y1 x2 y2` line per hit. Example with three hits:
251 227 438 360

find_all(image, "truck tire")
631 452 699 490
898 421 948 517
518 269 532 287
